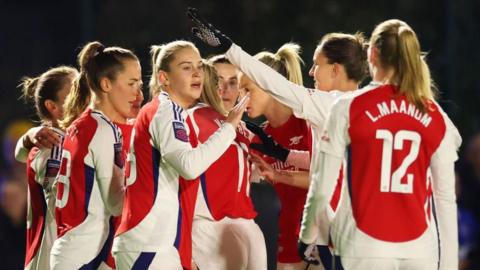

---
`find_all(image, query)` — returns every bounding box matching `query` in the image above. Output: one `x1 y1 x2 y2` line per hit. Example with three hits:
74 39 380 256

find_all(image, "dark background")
1 0 479 268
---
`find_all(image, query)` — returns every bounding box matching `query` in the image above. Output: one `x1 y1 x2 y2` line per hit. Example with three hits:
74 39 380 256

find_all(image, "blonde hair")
254 43 304 84
149 40 199 98
20 66 78 123
60 41 138 128
199 60 227 115
371 19 436 112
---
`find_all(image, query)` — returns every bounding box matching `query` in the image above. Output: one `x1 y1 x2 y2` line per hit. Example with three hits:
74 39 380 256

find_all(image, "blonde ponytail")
276 43 304 85
254 42 304 84
371 19 435 112
149 45 164 98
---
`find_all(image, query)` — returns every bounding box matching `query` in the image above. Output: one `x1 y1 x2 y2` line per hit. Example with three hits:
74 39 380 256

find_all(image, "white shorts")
113 249 182 270
340 257 437 270
192 217 267 270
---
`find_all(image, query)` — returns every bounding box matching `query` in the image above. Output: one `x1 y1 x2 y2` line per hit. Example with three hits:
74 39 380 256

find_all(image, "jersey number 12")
376 129 421 194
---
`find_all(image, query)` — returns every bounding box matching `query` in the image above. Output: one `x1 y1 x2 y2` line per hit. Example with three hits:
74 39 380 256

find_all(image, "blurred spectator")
0 119 32 268
456 172 479 270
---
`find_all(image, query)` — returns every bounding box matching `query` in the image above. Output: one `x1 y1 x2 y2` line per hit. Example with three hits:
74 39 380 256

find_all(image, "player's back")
332 84 448 258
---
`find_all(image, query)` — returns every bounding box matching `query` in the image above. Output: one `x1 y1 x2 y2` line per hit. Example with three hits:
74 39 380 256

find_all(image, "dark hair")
319 32 368 83
20 66 78 122
61 41 138 128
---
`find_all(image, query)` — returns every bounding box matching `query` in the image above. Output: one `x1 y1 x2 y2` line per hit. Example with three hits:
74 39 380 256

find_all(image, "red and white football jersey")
113 93 236 269
187 103 257 221
105 122 134 269
253 115 312 263
52 109 124 268
24 128 64 270
303 84 461 268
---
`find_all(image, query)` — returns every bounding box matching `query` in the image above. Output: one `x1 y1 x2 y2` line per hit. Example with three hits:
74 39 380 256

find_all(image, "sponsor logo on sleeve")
45 159 61 191
114 142 124 168
173 121 189 142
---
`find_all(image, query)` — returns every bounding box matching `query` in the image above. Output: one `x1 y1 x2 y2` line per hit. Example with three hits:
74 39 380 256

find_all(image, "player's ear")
158 71 169 87
99 77 112 93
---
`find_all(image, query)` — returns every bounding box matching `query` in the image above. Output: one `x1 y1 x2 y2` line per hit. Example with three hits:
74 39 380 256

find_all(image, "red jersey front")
187 104 257 221
255 115 312 263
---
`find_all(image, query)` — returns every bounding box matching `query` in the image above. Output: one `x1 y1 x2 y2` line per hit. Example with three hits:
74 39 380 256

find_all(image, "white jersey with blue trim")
51 109 123 268
25 128 64 270
113 92 236 258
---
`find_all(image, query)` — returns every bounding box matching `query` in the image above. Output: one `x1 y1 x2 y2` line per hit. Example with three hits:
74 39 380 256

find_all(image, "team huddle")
16 8 461 270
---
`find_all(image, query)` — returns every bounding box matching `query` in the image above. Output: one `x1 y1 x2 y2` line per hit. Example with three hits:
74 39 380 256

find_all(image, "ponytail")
276 43 304 85
149 45 164 98
20 77 39 103
397 26 435 111
60 73 90 129
371 19 435 112
20 66 77 124
60 41 138 128
254 42 304 84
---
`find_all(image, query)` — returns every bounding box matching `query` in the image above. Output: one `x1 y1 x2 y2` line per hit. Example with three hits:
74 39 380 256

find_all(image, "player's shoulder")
90 110 121 142
157 92 185 121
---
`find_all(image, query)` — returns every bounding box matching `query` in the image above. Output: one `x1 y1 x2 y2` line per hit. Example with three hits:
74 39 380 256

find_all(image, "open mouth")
191 82 202 89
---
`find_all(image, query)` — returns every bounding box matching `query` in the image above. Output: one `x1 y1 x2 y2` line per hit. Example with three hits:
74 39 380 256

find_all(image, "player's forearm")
275 170 310 189
431 161 458 269
300 153 343 243
165 123 236 180
98 167 125 217
15 134 31 163
286 150 311 170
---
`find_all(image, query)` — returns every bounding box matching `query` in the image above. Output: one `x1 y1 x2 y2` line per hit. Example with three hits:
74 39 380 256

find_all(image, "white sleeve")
15 134 29 163
31 149 50 185
91 124 124 216
226 44 338 127
300 99 350 243
430 113 461 270
151 103 236 180
286 150 311 170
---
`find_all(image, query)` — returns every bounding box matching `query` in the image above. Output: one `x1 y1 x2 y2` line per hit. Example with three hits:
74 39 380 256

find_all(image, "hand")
298 241 320 265
246 121 290 162
225 93 249 128
28 126 61 149
249 153 278 184
187 7 233 52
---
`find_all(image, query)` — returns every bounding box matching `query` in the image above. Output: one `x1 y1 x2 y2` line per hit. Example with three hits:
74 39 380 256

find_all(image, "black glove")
245 121 290 162
186 7 233 52
298 241 320 266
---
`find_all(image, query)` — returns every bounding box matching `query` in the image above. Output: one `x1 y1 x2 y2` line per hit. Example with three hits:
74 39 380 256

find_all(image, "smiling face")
161 47 204 108
238 72 271 118
309 47 336 91
107 59 143 121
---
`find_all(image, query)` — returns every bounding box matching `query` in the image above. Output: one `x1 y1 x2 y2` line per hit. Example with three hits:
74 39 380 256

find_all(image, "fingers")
33 127 61 149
